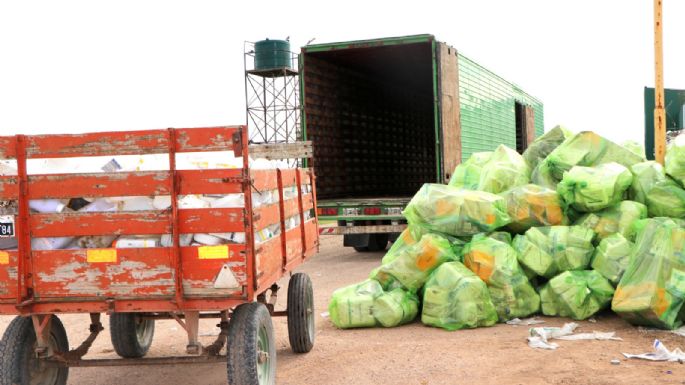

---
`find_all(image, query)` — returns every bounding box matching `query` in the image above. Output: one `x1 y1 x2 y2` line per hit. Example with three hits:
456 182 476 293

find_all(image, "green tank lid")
254 39 292 71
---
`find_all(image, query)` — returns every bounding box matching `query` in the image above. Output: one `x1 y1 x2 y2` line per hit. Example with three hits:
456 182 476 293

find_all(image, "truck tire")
366 234 389 252
227 303 276 385
109 313 155 358
0 315 69 385
287 273 315 353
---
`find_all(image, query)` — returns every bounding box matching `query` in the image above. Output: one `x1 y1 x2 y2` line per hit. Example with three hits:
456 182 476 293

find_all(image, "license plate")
0 215 15 238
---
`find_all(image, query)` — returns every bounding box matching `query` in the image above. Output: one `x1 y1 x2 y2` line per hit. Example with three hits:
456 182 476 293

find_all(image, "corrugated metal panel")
457 54 544 162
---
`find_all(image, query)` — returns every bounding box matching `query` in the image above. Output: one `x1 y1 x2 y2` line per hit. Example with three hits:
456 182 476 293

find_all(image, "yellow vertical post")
654 0 666 164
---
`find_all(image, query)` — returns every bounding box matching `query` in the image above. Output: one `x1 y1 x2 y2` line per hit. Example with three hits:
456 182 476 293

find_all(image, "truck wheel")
227 303 276 385
287 273 315 353
109 313 155 358
353 246 369 252
0 315 69 385
367 234 389 252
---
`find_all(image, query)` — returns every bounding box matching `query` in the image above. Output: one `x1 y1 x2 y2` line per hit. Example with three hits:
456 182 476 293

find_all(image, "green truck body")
300 34 543 250
644 87 685 159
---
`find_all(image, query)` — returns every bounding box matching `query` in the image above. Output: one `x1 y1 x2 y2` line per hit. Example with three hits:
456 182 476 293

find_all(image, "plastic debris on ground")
421 261 498 331
463 235 540 321
511 226 595 278
539 270 615 320
449 145 530 194
370 233 458 292
402 184 511 237
623 339 685 362
557 162 633 213
591 233 634 285
506 317 545 326
527 323 578 350
328 280 419 329
612 218 685 329
574 201 648 241
665 134 685 187
502 184 566 233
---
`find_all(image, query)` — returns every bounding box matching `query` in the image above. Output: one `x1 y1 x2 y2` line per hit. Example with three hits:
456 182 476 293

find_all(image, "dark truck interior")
302 41 437 201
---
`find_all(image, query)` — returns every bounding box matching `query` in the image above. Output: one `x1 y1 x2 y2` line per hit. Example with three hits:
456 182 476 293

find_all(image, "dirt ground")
1 235 685 385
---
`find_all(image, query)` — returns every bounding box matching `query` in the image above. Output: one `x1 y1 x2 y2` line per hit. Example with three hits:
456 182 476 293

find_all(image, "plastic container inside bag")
540 270 614 320
502 184 566 233
574 200 648 241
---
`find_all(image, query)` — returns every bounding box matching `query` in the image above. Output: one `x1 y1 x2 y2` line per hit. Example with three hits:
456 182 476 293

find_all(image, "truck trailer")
300 34 543 251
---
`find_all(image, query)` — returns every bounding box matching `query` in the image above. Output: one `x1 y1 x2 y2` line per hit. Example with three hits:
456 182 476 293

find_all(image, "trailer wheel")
0 315 69 385
109 313 155 358
287 273 315 353
227 303 276 385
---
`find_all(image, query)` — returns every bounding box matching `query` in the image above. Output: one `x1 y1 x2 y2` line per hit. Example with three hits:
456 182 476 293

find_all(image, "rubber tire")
0 315 69 385
367 234 389 252
287 273 315 353
227 303 276 385
353 246 369 252
109 313 155 359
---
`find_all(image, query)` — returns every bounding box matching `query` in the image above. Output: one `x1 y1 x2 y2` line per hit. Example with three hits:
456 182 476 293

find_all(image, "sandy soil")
1 235 684 385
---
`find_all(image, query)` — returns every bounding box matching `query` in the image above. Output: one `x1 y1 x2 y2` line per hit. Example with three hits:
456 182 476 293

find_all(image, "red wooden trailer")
0 125 319 385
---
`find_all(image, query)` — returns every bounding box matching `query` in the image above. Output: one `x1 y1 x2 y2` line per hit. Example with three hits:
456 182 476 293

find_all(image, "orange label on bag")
0 251 9 265
87 249 117 263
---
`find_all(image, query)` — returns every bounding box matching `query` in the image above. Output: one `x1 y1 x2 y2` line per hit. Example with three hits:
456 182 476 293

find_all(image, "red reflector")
363 207 381 215
318 208 337 216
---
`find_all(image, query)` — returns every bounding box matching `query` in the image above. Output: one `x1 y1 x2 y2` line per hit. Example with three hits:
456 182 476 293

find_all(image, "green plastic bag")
421 261 498 331
574 200 648 241
543 131 644 182
449 145 530 194
522 125 573 169
539 270 615 320
463 235 540 321
557 162 633 212
511 226 595 278
329 280 419 329
381 225 428 265
448 152 493 190
531 162 559 190
622 140 646 160
373 288 420 327
629 161 667 204
591 233 634 285
665 134 685 187
403 184 511 237
612 219 685 329
502 184 566 233
329 280 384 329
371 233 458 292
645 179 685 219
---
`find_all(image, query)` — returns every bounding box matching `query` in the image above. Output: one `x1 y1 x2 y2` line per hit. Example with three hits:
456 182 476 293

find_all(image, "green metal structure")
644 87 685 159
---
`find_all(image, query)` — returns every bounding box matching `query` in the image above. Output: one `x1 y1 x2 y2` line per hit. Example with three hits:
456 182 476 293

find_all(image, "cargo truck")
300 34 544 251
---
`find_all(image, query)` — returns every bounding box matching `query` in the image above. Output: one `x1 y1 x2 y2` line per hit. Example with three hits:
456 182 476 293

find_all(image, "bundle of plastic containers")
329 128 685 331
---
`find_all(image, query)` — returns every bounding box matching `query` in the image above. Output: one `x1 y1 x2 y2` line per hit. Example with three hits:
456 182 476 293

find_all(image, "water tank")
254 39 292 71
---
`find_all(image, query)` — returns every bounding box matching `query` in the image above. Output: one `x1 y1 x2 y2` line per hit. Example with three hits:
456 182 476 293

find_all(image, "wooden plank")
175 126 240 153
251 170 279 191
180 245 247 297
32 248 175 298
0 176 18 199
20 126 240 159
28 172 171 199
248 141 312 160
253 203 281 231
284 227 303 265
303 219 318 254
30 211 171 237
279 169 298 188
438 42 461 183
255 236 282 288
177 169 244 195
178 208 245 234
26 130 170 158
525 106 536 147
0 250 18 299
0 137 17 160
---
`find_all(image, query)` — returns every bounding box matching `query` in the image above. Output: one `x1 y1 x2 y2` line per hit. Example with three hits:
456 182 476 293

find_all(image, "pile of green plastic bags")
329 130 685 331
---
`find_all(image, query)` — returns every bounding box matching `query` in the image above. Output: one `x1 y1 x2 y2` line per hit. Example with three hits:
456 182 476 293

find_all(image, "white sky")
1 0 683 144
